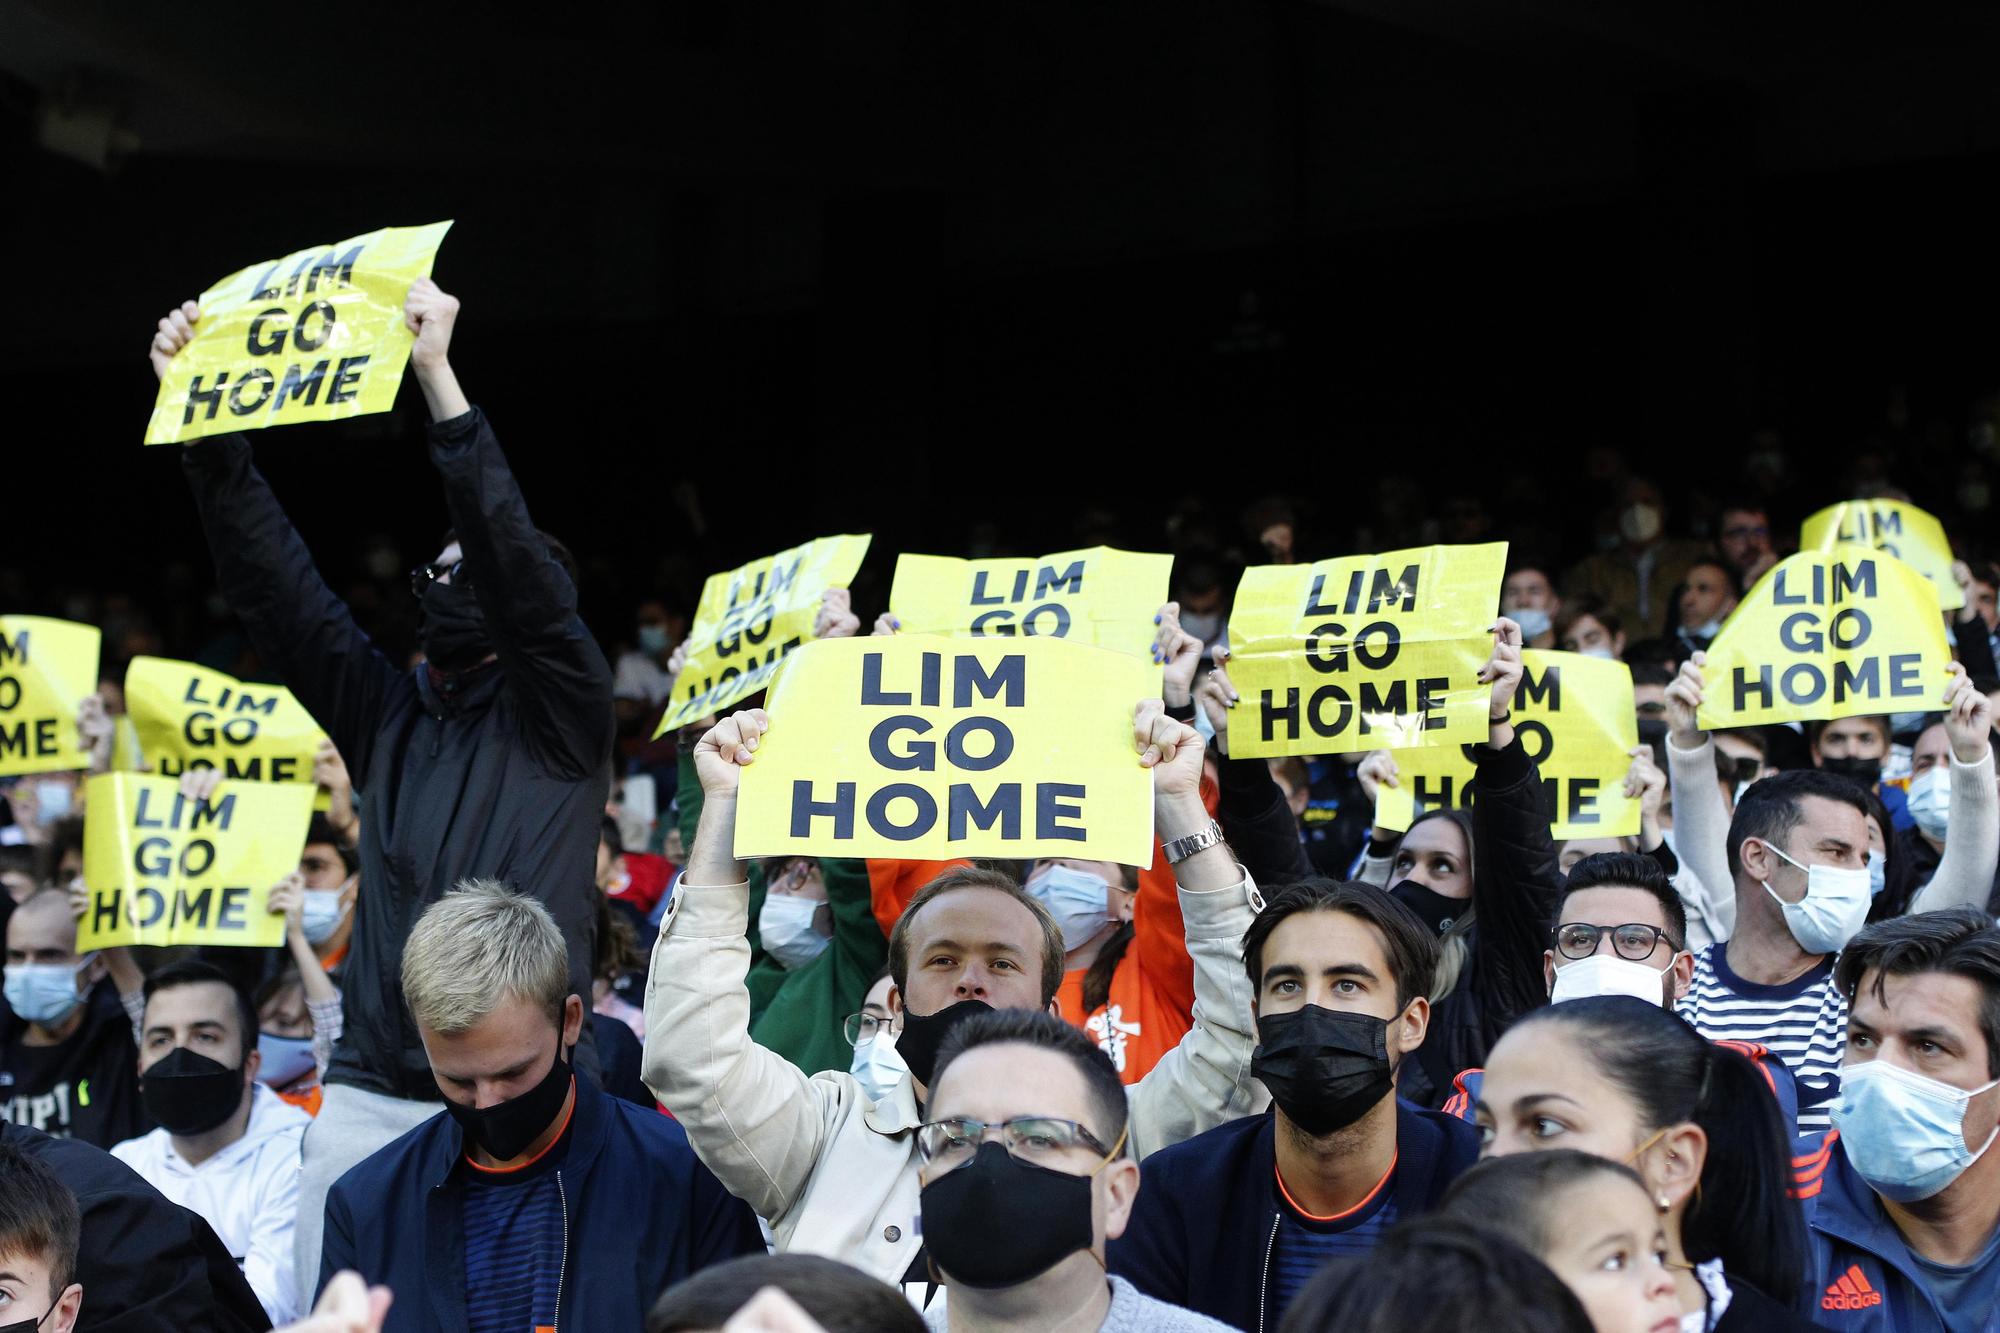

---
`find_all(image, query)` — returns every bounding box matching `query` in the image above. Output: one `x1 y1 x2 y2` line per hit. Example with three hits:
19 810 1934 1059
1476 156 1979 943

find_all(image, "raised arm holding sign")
1696 545 1950 731
0 617 101 777
643 662 1266 1286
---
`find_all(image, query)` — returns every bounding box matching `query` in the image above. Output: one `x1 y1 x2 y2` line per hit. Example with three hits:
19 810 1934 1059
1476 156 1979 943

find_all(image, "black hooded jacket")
181 408 613 1098
4 1120 270 1332
0 982 148 1149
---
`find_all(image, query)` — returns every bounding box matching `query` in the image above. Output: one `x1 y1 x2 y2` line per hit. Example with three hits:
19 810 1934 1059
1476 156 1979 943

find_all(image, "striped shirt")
461 1099 574 1333
1676 945 1847 1135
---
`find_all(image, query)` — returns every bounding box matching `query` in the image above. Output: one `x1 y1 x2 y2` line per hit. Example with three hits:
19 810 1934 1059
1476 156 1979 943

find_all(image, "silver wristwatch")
1162 819 1224 865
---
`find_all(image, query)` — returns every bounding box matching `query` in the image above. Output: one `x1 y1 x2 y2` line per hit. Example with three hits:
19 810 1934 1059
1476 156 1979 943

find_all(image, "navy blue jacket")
1797 1131 2000 1332
320 1075 763 1332
1109 1101 1482 1333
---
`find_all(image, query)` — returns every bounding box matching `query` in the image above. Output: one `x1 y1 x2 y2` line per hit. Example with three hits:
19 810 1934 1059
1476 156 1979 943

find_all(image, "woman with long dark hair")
1473 997 1821 1332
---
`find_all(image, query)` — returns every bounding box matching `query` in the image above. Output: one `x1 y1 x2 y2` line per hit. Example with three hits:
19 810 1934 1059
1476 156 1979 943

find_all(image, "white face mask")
849 1030 909 1103
1549 953 1675 1006
1907 766 1951 842
1759 841 1872 955
1578 644 1616 660
758 893 830 969
1620 503 1664 544
1688 618 1723 640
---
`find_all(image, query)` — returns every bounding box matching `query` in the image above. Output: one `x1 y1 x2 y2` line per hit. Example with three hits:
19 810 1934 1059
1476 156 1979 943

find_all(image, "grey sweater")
925 1275 1241 1332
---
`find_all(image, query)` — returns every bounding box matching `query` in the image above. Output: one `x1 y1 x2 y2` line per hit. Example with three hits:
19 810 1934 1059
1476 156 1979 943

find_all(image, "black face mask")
1252 1005 1395 1137
920 1140 1097 1288
141 1046 247 1136
445 1038 573 1162
1819 754 1883 788
1388 878 1462 937
419 579 493 673
895 999 991 1090
0 1307 55 1333
1635 718 1670 750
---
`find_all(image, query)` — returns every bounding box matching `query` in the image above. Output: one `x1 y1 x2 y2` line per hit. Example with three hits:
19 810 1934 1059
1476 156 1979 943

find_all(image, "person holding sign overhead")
1343 618 1571 1107
641 692 1265 1297
149 276 616 1297
1663 654 1993 1134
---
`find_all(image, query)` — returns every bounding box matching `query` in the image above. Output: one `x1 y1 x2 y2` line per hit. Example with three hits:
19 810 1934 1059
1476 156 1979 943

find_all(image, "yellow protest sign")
126 657 328 784
78 773 314 949
145 221 453 445
1697 545 1949 730
0 618 101 777
1226 543 1507 759
888 547 1174 658
655 534 873 734
1801 499 1962 612
1375 650 1640 838
736 634 1156 864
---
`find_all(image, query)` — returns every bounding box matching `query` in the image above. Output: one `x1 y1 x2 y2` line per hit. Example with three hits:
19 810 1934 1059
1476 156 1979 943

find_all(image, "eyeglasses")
1725 756 1763 786
843 1012 887 1046
915 1115 1119 1168
409 560 467 599
1721 524 1770 541
1553 922 1680 961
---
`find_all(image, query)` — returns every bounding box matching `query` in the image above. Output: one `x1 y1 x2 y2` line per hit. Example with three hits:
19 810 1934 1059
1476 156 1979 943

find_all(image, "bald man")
1 890 147 1147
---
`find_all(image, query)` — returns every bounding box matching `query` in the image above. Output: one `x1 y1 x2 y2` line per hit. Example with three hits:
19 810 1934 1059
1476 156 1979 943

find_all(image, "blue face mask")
256 1032 317 1089
1906 767 1950 843
849 1032 909 1103
301 887 349 946
1833 1059 1999 1202
2 958 91 1027
1867 856 1887 899
1025 863 1112 953
1508 607 1552 642
638 624 671 656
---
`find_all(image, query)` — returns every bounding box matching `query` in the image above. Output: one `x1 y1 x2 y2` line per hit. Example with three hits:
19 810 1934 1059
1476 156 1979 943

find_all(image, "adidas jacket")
1795 1131 2000 1332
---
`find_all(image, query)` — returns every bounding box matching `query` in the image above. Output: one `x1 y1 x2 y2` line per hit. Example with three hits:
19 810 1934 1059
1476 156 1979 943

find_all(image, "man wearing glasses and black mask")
148 278 614 1298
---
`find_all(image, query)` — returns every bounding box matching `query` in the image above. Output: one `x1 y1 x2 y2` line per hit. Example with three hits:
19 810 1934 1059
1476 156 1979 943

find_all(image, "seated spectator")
1715 504 1776 591
2 1119 268 1330
1809 714 1914 832
1557 596 1627 661
1543 853 1694 1007
1887 712 2000 919
845 969 907 1104
0 1141 83 1333
1799 909 2000 1328
589 895 655 1108
1502 560 1563 651
1563 478 1708 638
914 1009 1232 1331
254 968 328 1118
1475 997 1815 1331
1672 559 1739 655
1277 1216 1594 1333
1440 1152 1679 1333
112 960 307 1325
322 880 762 1330
1 890 145 1148
649 1254 925 1333
294 814 358 975
1110 880 1480 1330
1664 658 1996 1132
644 701 1264 1292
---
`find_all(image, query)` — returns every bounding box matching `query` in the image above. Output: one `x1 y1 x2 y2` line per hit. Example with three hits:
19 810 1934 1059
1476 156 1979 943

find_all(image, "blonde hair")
401 879 570 1035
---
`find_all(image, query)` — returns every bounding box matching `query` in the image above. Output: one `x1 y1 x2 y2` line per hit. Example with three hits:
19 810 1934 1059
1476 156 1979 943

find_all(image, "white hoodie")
111 1084 309 1324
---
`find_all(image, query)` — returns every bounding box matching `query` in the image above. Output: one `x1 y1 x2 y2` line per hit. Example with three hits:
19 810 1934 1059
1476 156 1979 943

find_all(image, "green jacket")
677 752 887 1075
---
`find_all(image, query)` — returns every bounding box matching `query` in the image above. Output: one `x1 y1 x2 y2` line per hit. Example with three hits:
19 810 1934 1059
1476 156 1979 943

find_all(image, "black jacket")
182 409 614 1098
1109 1102 1482 1333
0 983 149 1149
3 1121 270 1332
1400 734 1563 1107
321 1074 763 1331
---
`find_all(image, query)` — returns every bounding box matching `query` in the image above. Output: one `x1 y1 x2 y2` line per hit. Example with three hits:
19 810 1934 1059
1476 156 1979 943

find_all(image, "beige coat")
642 871 1269 1286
